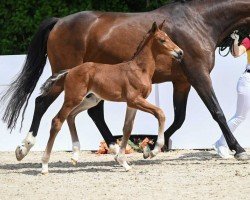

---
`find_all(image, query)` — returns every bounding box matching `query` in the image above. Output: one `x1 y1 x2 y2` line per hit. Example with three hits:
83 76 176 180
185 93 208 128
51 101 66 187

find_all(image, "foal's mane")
131 29 154 60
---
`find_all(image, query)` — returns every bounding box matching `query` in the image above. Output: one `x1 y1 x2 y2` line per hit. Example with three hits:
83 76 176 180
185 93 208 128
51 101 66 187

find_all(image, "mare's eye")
159 39 165 43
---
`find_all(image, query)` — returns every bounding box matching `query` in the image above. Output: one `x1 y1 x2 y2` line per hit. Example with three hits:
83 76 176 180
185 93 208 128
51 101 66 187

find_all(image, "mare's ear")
151 22 158 33
159 20 165 30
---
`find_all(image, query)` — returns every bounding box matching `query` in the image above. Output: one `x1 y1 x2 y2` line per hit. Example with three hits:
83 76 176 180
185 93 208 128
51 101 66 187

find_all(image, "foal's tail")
1 17 59 131
40 70 69 96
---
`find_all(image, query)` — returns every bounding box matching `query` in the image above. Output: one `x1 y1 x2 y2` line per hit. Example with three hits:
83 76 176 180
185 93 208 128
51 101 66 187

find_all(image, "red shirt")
241 37 250 64
241 38 250 50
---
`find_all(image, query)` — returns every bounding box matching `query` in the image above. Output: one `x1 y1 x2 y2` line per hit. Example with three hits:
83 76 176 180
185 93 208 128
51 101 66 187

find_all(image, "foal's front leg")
115 107 137 171
128 97 165 158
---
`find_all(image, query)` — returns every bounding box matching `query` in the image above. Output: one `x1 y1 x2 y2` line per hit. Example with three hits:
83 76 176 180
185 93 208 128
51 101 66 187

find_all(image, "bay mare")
2 0 250 161
39 22 183 173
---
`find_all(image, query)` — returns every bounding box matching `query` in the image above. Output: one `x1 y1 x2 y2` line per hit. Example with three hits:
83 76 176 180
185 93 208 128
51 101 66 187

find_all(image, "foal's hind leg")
41 98 84 174
115 107 137 171
67 113 80 165
67 94 102 165
128 97 165 159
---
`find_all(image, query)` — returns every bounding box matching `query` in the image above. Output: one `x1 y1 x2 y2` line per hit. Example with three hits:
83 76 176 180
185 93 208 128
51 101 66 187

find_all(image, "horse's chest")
137 78 152 98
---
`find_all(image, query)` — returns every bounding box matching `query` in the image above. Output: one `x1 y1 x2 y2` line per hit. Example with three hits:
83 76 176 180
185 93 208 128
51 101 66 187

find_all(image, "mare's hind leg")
15 81 63 161
128 97 166 159
41 98 84 174
115 107 137 171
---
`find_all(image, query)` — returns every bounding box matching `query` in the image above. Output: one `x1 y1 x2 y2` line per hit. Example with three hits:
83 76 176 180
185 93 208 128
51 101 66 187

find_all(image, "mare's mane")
165 0 249 56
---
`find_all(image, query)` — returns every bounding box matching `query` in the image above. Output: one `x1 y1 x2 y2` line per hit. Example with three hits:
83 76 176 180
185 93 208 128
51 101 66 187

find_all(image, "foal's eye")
159 39 165 44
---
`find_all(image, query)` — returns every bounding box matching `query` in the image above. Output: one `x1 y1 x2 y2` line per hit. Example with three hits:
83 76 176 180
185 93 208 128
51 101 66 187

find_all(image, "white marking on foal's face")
170 50 179 58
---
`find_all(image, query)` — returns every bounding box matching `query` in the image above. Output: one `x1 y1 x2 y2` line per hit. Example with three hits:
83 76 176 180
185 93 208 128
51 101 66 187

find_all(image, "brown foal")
40 22 183 173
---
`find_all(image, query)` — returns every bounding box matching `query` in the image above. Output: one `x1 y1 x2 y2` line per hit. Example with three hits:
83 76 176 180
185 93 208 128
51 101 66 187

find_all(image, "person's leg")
215 73 250 158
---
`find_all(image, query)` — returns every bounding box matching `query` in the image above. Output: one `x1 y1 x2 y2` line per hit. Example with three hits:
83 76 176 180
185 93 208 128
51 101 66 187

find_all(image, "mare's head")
150 21 183 61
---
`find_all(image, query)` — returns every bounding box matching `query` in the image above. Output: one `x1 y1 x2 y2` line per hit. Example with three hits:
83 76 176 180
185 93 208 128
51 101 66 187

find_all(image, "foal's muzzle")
174 50 184 61
171 49 184 61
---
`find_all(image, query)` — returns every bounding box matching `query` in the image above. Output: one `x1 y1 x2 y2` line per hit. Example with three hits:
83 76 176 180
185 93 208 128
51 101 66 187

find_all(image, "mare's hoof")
234 152 249 160
15 145 28 161
162 139 173 152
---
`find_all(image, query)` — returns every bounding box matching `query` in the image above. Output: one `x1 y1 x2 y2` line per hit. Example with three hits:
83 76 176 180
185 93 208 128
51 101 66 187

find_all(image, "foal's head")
150 21 183 61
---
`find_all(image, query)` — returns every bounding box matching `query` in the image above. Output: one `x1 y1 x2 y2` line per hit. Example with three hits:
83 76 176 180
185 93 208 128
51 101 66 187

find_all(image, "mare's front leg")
128 97 166 158
182 52 247 160
15 81 63 161
87 101 117 147
115 107 137 171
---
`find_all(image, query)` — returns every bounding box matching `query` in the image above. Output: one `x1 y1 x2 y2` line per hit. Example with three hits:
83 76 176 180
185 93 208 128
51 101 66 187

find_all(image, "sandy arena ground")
0 149 250 200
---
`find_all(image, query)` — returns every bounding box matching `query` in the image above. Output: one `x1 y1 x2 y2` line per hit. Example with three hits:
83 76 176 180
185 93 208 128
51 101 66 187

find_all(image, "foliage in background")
0 0 172 55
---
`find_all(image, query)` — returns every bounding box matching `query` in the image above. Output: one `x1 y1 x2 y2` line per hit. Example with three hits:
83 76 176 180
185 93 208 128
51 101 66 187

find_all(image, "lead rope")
219 28 250 57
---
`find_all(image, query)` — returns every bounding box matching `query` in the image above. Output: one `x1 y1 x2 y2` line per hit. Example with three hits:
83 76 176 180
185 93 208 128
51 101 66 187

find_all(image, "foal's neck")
132 39 156 78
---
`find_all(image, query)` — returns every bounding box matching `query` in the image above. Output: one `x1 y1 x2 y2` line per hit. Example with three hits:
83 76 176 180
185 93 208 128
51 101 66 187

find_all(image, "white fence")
0 51 249 151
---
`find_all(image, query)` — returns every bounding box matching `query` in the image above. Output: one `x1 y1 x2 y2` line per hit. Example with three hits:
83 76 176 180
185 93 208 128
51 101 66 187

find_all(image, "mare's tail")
1 17 59 131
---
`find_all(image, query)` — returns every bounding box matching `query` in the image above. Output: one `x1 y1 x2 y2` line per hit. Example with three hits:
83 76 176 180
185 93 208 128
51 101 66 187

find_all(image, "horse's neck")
199 0 250 47
133 42 156 78
158 0 250 48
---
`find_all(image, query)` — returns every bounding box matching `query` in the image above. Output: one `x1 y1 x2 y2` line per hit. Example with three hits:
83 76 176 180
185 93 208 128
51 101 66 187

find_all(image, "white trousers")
217 71 250 146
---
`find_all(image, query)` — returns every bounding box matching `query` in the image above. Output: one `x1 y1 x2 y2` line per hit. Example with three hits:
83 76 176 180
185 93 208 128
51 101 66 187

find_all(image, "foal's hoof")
109 143 120 154
143 145 151 159
114 154 132 171
234 152 249 160
149 150 158 158
15 145 28 161
143 146 158 159
71 158 78 166
41 171 49 175
124 165 132 172
41 163 49 175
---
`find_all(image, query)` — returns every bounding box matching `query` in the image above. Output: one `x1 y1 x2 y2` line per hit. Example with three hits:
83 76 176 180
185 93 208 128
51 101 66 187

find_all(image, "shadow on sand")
0 150 248 176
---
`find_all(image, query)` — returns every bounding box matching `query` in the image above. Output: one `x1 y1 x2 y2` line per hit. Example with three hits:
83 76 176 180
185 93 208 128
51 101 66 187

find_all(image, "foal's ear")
151 22 158 33
159 20 165 30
